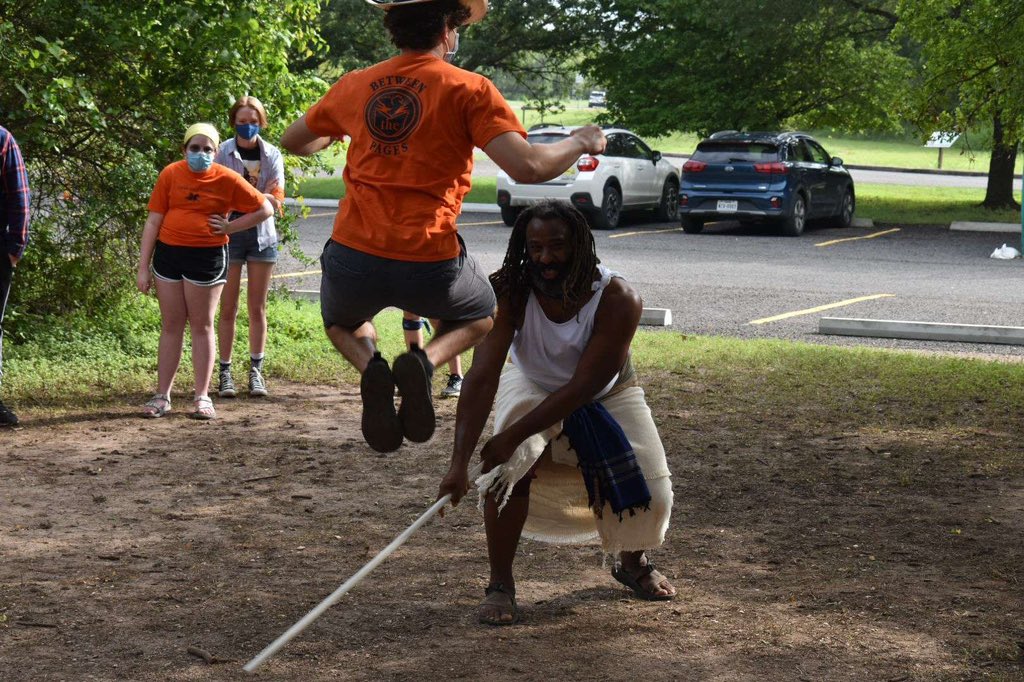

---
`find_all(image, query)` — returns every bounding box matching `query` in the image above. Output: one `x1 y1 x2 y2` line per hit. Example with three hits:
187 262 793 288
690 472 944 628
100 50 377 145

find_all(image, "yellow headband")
183 122 220 148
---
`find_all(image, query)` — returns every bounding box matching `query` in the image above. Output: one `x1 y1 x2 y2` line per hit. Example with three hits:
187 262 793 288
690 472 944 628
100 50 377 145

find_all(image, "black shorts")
319 236 496 330
152 241 228 286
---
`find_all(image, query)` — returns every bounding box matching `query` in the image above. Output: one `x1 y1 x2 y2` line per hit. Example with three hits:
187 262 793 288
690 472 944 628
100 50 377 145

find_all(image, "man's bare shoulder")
600 276 643 313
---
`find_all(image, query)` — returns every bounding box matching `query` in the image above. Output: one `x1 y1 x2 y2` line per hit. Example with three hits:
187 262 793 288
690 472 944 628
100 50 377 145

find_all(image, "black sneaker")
392 345 435 442
218 367 237 398
0 400 18 427
360 353 403 453
440 373 462 398
249 367 268 397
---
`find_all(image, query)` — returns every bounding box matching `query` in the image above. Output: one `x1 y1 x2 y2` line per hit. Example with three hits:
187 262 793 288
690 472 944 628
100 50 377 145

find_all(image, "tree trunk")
982 113 1020 210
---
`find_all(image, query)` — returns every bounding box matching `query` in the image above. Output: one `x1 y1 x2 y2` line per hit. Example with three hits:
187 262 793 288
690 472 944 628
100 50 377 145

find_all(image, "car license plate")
717 199 738 212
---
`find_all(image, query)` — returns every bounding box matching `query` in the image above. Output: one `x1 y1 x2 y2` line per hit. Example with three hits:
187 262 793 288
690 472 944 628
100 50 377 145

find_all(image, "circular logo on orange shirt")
365 88 422 144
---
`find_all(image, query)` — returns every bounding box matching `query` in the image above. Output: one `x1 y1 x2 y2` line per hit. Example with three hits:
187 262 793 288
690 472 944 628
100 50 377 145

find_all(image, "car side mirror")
652 151 662 163
830 156 843 167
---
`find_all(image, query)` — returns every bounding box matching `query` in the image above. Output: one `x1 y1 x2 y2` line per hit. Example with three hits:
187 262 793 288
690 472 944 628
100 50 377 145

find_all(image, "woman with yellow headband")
136 123 273 420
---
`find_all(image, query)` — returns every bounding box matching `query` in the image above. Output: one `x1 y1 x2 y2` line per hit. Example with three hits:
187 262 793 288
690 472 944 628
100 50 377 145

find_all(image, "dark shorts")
152 241 228 286
320 236 496 330
227 223 277 264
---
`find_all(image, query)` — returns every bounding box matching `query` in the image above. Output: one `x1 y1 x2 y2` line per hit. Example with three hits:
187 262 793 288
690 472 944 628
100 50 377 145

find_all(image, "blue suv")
678 131 855 236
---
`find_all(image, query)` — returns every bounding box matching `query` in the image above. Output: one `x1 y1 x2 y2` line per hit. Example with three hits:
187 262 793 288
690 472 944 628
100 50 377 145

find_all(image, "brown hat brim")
364 0 488 25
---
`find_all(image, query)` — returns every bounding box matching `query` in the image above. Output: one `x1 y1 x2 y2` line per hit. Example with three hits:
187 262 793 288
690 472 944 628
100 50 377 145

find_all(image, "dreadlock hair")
384 0 471 50
490 200 600 318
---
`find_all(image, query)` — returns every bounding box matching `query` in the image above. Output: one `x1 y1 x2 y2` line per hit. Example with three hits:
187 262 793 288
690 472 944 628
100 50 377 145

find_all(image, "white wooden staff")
243 463 483 673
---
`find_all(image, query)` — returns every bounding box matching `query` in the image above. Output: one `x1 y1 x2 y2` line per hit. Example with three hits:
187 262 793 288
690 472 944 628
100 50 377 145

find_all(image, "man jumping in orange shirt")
282 0 605 453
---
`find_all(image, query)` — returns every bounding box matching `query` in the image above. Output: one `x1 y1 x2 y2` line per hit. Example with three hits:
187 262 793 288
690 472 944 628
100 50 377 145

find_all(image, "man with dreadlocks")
438 200 676 625
280 0 605 453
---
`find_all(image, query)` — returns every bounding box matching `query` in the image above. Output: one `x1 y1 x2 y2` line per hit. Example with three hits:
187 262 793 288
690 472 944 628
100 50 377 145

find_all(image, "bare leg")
217 262 243 362
154 278 187 397
429 318 461 374
324 321 378 374
245 260 274 357
183 281 225 398
480 486 529 624
484 493 528 588
403 310 425 350
425 317 493 369
448 352 463 376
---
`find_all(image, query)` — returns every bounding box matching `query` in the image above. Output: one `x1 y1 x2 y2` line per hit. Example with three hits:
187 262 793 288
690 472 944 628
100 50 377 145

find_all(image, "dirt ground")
1 375 1022 681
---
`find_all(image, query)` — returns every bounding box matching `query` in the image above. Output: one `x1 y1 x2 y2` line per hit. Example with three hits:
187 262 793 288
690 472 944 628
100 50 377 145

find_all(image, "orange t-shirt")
147 160 266 247
305 53 526 262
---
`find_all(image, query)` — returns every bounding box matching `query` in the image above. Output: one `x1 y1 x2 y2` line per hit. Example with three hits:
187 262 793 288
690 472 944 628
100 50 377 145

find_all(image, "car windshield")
527 133 570 145
692 142 780 163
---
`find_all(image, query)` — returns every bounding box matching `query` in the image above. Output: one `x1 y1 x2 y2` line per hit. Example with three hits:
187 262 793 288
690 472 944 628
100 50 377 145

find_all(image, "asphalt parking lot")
277 207 1024 358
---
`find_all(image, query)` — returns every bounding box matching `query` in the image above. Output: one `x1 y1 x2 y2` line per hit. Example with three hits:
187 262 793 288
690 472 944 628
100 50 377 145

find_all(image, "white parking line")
749 294 895 325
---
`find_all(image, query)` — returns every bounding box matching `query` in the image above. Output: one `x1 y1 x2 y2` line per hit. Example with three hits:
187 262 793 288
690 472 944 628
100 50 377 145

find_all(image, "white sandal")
192 395 216 420
142 394 171 419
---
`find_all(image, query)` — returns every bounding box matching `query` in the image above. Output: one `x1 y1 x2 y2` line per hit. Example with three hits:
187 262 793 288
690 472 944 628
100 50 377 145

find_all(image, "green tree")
583 0 908 138
309 0 604 97
895 0 1024 209
0 0 326 323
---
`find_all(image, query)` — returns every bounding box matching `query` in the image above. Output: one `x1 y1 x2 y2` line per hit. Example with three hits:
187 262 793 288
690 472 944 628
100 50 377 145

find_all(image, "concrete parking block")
819 317 1024 345
950 221 1020 233
640 308 672 326
851 217 874 228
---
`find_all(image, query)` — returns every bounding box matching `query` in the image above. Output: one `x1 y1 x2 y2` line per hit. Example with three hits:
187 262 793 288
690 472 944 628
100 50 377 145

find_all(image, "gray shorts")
320 236 496 330
227 225 278 264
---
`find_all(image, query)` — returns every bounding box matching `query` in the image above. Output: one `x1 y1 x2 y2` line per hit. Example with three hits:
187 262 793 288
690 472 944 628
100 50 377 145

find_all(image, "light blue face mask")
235 123 260 140
186 151 214 172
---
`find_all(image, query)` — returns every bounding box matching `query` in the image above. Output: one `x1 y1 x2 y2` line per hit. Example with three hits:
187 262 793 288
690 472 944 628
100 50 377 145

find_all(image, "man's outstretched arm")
280 114 335 157
438 300 517 507
484 125 607 185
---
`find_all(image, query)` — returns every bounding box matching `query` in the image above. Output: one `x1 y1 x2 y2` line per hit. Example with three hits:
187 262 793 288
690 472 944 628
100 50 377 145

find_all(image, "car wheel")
780 194 807 236
590 184 622 230
834 189 854 228
500 206 522 227
681 217 704 234
655 178 679 222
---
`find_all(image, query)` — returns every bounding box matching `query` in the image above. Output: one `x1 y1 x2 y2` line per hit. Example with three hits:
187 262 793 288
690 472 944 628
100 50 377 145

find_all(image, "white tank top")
510 265 621 398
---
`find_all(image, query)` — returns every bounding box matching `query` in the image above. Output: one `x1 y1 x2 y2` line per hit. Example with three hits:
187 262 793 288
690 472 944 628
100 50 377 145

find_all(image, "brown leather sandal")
612 560 676 601
478 583 519 625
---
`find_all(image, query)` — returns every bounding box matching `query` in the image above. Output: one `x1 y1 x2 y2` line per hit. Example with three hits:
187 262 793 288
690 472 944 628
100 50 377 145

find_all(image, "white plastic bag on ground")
989 243 1021 259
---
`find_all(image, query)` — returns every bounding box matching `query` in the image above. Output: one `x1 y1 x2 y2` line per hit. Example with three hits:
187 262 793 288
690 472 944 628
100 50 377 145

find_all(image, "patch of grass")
855 183 1021 224
633 332 1024 451
2 298 411 406
7 297 1024 476
293 176 497 204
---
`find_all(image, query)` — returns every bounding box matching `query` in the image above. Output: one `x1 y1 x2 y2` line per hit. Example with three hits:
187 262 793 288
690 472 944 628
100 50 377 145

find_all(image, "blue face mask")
235 123 260 140
186 151 214 172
